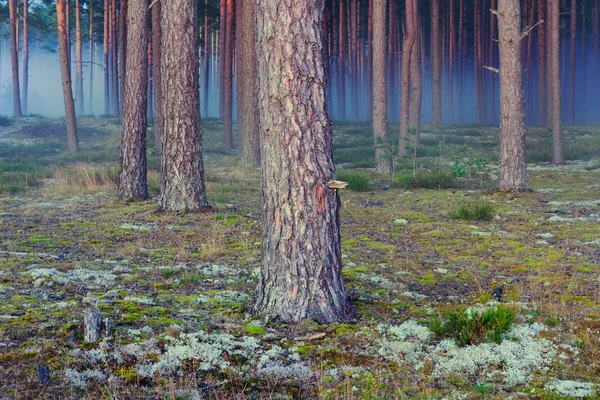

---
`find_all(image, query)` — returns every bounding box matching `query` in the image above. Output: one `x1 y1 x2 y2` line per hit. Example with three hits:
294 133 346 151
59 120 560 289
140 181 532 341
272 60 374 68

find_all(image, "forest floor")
0 117 599 399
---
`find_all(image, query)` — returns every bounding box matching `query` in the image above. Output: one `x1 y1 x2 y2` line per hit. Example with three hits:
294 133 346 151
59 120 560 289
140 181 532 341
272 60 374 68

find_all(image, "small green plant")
451 145 489 188
337 171 371 192
451 202 495 221
0 116 12 127
429 305 516 347
394 171 455 189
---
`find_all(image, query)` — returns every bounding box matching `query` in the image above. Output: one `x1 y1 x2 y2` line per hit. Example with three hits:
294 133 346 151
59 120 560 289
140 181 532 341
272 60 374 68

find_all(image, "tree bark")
338 0 347 120
223 0 234 148
152 2 162 152
448 0 455 124
497 0 528 190
159 0 208 212
57 0 79 152
474 0 483 124
409 12 422 141
219 0 226 119
350 0 359 119
399 0 416 155
568 0 576 125
431 0 442 125
372 0 390 174
104 0 110 115
9 0 22 117
367 0 374 121
118 0 149 201
89 2 94 115
537 0 546 126
75 0 84 115
236 0 260 165
111 0 119 116
253 0 355 324
549 0 563 163
457 0 464 122
119 0 128 115
22 0 29 116
203 0 210 119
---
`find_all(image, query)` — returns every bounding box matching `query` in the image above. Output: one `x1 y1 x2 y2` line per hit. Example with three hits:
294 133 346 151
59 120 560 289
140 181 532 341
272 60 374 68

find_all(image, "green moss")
243 325 266 335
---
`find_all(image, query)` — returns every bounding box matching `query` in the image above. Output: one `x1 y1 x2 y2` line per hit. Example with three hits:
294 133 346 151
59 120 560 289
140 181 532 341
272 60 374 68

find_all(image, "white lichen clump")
255 345 314 382
545 379 597 398
27 266 117 288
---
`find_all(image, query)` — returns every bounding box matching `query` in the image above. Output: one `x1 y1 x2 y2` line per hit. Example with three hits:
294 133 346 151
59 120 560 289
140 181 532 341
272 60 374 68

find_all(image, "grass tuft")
450 202 495 221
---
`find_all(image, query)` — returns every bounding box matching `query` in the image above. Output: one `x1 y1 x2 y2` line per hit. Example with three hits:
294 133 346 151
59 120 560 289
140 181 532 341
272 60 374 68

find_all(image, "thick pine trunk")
497 0 528 190
372 0 390 174
22 0 29 116
75 0 84 115
253 0 355 324
431 0 442 125
159 0 208 212
152 2 162 152
223 0 234 149
409 13 422 141
9 0 22 117
399 0 416 155
118 0 149 201
57 0 79 152
549 0 563 163
104 0 110 115
236 0 260 165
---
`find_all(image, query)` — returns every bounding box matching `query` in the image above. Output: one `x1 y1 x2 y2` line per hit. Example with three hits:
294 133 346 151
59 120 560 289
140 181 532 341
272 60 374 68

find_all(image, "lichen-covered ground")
0 117 599 399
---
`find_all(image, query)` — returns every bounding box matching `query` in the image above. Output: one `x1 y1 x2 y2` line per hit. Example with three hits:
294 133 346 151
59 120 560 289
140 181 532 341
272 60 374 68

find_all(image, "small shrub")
0 116 12 127
337 171 371 192
394 171 455 189
429 305 516 347
451 202 495 221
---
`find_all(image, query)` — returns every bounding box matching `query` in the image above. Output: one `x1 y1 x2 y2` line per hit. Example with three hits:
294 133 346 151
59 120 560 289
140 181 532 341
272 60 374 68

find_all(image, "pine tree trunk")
223 0 234 149
119 0 128 115
367 0 374 121
431 0 442 125
581 0 586 123
147 41 153 118
219 0 226 120
497 0 528 190
448 0 455 124
549 0 563 163
89 3 94 115
457 0 464 122
409 13 422 140
537 0 546 126
569 0 576 125
75 0 84 115
236 0 260 165
57 0 79 152
474 0 483 124
546 0 553 127
9 0 22 117
253 0 355 324
338 0 347 120
118 0 148 201
350 0 359 119
152 2 162 152
373 0 390 174
203 0 210 119
22 0 29 116
159 0 208 212
111 0 119 116
104 0 110 115
399 0 416 155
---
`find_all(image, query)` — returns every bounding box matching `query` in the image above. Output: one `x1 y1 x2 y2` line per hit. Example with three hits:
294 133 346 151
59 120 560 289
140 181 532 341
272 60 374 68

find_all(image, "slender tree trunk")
21 0 29 115
223 0 234 148
350 0 359 118
367 0 374 121
497 0 528 190
66 0 71 64
549 0 563 163
9 0 22 117
104 0 110 115
431 0 442 125
409 12 422 140
159 0 208 211
581 0 586 123
537 0 546 126
457 0 464 122
75 0 84 115
147 41 153 118
546 0 553 127
339 0 347 119
57 0 79 152
253 0 355 324
203 0 210 119
89 3 94 115
111 0 119 116
373 0 390 174
152 2 162 152
399 0 416 155
219 0 226 119
118 0 128 115
118 0 148 200
448 0 455 124
236 0 260 165
569 0 576 124
474 0 483 124
489 0 497 123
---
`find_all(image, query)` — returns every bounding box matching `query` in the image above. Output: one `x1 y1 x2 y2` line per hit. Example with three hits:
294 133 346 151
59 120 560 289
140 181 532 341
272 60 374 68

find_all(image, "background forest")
0 0 599 399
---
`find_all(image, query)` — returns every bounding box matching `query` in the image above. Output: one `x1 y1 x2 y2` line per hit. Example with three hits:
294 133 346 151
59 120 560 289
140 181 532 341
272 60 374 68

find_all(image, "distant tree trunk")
581 0 586 123
409 13 422 140
75 0 84 115
489 0 497 123
497 0 528 190
104 0 110 115
545 0 553 127
338 0 347 120
569 0 576 125
474 0 483 124
111 0 119 116
147 41 153 118
223 0 234 149
367 0 374 121
152 2 162 151
253 0 355 324
57 0 79 152
236 0 260 165
118 0 128 115
9 0 22 117
431 0 442 125
159 0 208 212
399 0 416 155
457 0 464 122
89 3 94 115
537 0 546 126
350 0 359 119
549 0 563 163
219 0 226 119
203 0 210 119
22 0 29 116
373 0 390 174
118 0 148 200
448 0 455 124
